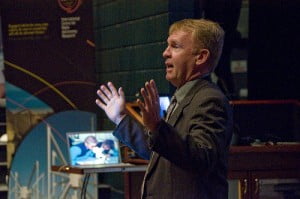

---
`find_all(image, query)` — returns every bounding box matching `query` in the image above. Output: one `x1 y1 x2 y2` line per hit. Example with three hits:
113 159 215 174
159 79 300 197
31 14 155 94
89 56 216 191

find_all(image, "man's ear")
195 49 210 65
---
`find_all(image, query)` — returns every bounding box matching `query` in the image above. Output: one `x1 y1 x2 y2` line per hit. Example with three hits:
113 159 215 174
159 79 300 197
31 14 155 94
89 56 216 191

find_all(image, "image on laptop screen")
66 131 120 166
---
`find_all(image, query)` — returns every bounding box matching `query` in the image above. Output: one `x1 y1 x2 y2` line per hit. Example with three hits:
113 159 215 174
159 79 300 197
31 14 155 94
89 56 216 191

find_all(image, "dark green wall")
94 0 170 129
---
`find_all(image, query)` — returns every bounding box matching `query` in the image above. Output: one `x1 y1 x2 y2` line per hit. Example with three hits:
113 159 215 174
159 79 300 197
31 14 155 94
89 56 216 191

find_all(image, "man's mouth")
165 62 174 69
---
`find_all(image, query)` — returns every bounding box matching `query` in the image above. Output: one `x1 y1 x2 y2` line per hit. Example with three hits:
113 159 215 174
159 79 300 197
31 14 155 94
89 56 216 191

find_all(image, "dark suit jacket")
114 78 233 199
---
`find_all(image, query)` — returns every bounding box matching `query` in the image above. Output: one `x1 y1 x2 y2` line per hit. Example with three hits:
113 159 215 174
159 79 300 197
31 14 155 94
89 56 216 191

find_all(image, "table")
51 164 147 199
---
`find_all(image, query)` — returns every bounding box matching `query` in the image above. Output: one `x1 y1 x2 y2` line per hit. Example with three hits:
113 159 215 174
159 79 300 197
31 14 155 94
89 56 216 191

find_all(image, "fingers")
118 87 125 99
150 80 159 101
140 87 149 109
108 82 118 96
96 82 119 103
143 80 159 107
148 80 159 102
96 87 110 104
95 99 106 110
137 98 146 112
101 84 113 99
138 80 160 113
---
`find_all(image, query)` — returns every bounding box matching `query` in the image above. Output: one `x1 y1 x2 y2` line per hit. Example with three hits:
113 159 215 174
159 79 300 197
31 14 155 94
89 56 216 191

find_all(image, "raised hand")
96 82 126 125
137 79 161 132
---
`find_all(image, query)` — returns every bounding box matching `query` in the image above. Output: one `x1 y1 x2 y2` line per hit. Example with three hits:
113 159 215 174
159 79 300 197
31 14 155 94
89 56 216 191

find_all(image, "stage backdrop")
1 0 97 198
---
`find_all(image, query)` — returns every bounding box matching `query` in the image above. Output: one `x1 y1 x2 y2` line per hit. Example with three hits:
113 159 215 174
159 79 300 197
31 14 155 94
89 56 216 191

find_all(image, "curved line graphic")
33 81 96 96
23 81 96 105
4 60 78 109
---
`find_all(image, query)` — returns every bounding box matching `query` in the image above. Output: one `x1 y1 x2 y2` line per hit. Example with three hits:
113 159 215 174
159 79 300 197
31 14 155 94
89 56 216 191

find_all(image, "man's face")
102 144 110 150
85 142 97 150
162 30 198 88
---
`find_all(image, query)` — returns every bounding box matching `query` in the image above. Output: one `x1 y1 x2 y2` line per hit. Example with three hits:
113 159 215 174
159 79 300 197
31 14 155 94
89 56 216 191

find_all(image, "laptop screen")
159 96 170 118
66 131 121 166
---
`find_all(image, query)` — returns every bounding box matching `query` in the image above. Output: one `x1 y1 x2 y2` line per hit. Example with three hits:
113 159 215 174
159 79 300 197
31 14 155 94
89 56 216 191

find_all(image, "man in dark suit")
96 19 233 199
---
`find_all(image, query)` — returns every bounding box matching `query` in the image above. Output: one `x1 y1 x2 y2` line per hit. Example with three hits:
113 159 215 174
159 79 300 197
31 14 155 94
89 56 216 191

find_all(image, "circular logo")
58 0 82 14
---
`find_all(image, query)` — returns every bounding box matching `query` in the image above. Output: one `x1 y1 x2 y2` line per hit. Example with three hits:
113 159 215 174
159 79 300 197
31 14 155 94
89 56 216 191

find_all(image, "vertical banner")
2 0 95 113
0 15 5 99
1 0 96 148
1 0 98 198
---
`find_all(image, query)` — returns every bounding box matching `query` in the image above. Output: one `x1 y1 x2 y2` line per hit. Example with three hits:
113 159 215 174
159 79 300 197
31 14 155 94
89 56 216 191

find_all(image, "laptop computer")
66 130 133 169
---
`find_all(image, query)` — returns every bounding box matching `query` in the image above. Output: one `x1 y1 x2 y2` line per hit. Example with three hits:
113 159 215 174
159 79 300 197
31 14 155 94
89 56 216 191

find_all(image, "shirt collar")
174 78 200 104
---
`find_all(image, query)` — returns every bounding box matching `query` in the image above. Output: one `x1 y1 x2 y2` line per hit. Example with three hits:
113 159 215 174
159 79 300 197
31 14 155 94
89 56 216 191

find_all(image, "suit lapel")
167 93 193 126
145 151 159 177
168 78 208 126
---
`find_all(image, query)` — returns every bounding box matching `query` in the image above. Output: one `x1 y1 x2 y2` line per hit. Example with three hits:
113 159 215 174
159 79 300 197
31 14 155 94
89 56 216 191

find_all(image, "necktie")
165 96 177 121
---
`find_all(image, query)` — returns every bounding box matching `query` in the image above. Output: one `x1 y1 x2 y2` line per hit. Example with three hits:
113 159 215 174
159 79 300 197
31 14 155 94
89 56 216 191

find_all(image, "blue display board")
9 110 97 199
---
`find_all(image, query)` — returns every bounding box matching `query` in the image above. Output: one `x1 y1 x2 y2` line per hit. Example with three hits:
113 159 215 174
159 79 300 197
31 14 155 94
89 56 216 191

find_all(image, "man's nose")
162 46 170 58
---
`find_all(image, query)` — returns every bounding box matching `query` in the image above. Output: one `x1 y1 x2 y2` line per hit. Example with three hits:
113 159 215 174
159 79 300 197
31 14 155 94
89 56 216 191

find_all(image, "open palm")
96 82 126 125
